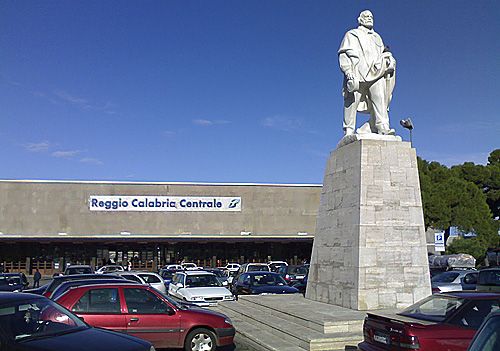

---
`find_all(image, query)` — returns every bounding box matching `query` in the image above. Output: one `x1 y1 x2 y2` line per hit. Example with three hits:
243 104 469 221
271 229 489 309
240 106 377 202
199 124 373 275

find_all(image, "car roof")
180 271 215 276
245 271 279 276
66 282 144 291
66 265 92 268
0 292 45 305
440 291 500 299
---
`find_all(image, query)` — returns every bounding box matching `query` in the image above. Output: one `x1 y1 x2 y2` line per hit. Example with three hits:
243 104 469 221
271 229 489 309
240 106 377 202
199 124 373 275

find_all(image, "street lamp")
400 118 414 146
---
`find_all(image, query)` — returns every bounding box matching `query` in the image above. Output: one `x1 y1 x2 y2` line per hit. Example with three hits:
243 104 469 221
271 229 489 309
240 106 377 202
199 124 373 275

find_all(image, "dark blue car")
0 292 153 351
232 272 299 295
0 273 28 292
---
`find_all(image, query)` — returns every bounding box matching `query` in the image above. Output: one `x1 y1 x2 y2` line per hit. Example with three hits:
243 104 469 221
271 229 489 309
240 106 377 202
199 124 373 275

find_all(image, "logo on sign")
229 198 241 209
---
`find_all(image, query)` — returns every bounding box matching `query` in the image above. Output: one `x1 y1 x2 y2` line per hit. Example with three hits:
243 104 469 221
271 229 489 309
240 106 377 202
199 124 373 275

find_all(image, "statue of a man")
339 10 396 136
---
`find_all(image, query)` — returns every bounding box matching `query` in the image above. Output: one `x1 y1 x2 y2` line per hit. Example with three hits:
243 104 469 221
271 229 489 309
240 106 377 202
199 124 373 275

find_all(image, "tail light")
285 274 291 282
392 335 420 350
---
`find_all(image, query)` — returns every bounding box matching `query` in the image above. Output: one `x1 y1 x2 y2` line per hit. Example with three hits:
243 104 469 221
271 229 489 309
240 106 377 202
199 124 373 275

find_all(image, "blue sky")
1 0 499 183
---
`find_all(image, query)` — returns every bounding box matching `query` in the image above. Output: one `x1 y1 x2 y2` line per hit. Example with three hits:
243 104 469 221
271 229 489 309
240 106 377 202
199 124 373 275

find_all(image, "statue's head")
358 10 374 29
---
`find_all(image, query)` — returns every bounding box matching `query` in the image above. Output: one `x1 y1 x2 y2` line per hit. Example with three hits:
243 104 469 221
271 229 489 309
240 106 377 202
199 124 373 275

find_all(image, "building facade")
0 180 321 273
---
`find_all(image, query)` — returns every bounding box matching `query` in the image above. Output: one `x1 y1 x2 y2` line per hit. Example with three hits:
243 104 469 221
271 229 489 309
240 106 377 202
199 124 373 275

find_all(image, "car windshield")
478 270 500 286
185 275 221 288
0 276 21 286
289 266 308 275
399 295 465 322
0 298 87 342
247 265 269 272
251 274 286 286
431 272 460 283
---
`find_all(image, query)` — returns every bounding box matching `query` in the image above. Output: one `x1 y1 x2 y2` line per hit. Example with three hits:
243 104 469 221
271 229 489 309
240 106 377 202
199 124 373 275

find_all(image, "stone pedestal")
306 136 431 310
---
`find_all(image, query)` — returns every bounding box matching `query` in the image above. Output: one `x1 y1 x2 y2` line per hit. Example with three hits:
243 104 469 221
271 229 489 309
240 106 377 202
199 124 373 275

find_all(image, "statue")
339 10 396 136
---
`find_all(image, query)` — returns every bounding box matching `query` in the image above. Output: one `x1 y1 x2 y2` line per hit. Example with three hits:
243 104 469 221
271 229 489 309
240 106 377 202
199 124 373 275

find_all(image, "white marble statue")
339 10 396 136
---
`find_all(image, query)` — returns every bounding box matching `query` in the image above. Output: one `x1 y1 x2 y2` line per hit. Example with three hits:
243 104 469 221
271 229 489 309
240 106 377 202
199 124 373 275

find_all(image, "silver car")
431 269 478 293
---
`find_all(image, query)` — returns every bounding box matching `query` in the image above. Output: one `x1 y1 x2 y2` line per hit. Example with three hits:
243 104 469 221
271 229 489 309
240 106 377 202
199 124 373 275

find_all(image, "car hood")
250 285 299 294
182 287 232 297
16 327 149 351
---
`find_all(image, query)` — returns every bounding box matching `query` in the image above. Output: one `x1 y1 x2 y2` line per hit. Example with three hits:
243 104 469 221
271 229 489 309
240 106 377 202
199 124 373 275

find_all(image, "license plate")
296 275 305 279
373 333 389 345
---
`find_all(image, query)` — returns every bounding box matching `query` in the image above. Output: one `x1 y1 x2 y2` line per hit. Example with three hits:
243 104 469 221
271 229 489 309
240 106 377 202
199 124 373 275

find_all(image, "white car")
116 271 167 294
224 263 241 272
95 265 125 274
163 264 183 271
169 271 234 306
181 262 200 270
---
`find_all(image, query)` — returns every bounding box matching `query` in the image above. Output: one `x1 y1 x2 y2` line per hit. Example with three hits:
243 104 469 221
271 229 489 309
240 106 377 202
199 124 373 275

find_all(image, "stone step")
215 304 305 351
236 296 364 334
216 301 363 351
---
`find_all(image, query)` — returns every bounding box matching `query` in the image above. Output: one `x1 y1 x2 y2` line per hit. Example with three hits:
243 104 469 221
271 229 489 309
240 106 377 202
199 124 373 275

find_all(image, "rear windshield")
247 265 270 272
66 267 92 275
138 274 161 284
289 266 309 275
400 295 465 322
431 272 460 283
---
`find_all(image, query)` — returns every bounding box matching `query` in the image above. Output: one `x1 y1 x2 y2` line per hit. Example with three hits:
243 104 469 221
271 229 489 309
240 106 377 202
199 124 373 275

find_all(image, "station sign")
89 195 241 212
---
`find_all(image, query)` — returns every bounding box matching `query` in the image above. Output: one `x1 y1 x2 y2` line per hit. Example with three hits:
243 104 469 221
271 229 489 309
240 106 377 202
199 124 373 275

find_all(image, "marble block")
306 138 431 310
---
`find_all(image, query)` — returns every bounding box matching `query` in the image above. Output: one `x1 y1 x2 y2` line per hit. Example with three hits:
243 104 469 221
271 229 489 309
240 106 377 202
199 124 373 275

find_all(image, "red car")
358 292 500 351
55 283 235 351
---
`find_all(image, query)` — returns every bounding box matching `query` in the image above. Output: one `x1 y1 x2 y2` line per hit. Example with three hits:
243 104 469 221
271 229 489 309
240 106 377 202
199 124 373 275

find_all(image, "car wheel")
184 328 216 351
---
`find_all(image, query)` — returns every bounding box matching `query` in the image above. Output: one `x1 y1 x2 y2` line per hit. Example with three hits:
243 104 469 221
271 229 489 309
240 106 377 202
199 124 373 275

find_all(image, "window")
400 295 465 322
449 300 500 329
72 288 120 313
431 272 460 283
124 288 170 314
468 316 500 351
138 274 161 284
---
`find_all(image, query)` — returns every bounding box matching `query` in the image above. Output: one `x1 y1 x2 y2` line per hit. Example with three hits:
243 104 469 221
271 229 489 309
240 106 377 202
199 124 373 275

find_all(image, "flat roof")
0 179 322 187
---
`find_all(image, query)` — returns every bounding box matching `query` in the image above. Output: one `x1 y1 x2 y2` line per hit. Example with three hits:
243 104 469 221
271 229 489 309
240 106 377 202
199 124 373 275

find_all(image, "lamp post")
400 118 414 147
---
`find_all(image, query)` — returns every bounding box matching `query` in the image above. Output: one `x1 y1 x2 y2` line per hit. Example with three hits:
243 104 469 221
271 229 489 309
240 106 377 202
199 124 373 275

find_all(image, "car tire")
184 328 216 351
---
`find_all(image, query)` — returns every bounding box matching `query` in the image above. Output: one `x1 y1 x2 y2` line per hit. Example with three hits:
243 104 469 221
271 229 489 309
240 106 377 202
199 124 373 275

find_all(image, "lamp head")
400 118 414 130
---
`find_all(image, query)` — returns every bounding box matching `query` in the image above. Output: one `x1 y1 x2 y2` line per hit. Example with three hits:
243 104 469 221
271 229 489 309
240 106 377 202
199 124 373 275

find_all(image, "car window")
247 265 270 272
449 300 500 329
72 288 121 313
290 266 308 275
138 274 161 284
124 288 170 314
66 267 92 275
431 272 460 283
122 274 142 283
400 295 465 322
468 315 500 351
251 274 286 286
464 273 478 285
185 274 220 288
277 266 287 274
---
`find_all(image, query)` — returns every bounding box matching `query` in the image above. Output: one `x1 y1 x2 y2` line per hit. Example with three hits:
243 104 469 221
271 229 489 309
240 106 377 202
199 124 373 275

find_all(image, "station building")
0 180 321 274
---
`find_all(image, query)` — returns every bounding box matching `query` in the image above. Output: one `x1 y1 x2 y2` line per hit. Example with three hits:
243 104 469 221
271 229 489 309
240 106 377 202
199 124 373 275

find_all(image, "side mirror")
166 306 175 316
176 282 183 288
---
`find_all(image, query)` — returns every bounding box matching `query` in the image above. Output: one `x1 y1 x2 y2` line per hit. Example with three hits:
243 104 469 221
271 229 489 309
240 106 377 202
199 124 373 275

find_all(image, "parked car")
95 265 125 274
431 269 478 293
55 283 235 350
224 263 240 272
476 268 500 292
116 272 167 294
181 263 200 271
0 273 29 292
233 263 271 284
23 283 50 295
50 278 139 301
0 292 153 351
277 264 309 285
169 271 234 306
358 291 500 351
42 274 126 298
161 264 184 271
291 274 308 295
158 268 177 289
268 261 288 272
467 309 500 351
203 268 229 287
64 265 93 275
232 272 300 296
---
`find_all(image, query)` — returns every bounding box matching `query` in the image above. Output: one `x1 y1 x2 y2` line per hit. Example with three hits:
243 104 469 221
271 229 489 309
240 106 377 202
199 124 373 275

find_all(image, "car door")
122 287 180 348
70 287 127 333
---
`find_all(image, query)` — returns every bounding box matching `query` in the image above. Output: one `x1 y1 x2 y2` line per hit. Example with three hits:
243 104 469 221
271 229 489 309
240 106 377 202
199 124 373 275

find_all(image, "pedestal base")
306 138 431 310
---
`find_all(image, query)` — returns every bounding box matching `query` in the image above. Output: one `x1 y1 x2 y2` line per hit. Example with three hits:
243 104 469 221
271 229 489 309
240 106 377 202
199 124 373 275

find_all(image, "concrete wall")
0 180 321 239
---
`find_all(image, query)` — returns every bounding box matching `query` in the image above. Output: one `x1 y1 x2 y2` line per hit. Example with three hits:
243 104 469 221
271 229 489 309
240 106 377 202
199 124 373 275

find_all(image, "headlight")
224 318 233 326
